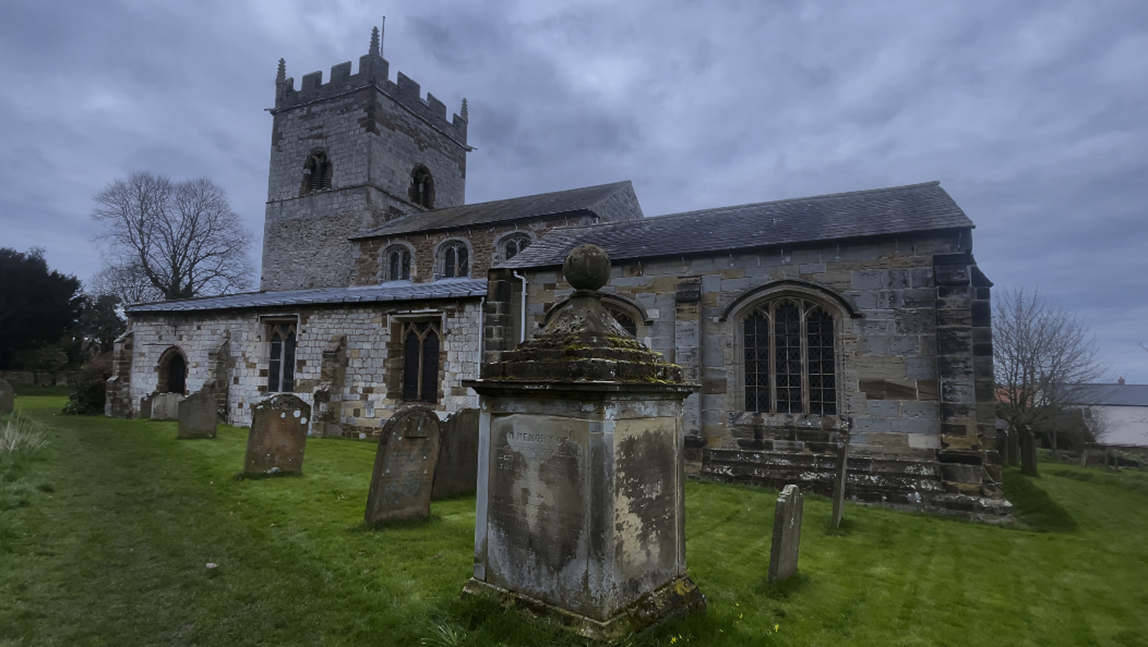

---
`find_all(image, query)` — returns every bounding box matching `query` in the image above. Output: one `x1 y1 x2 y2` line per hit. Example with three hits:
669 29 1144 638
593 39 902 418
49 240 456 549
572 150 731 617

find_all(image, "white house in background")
1074 379 1148 447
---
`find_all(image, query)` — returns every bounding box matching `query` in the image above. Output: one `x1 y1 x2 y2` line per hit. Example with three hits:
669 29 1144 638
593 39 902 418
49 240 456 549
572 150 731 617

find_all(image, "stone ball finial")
563 244 611 292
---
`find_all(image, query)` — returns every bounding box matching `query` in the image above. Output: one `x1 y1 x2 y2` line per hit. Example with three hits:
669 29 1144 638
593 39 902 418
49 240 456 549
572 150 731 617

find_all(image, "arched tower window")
301 151 332 195
743 297 837 415
501 233 532 262
157 347 188 394
440 241 469 279
384 245 412 281
409 165 435 209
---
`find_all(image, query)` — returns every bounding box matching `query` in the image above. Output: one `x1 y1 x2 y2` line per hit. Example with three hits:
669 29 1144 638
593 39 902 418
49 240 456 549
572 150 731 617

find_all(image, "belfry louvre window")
301 152 332 195
743 298 836 415
402 321 440 403
268 322 297 392
441 242 469 278
409 165 434 208
386 246 411 281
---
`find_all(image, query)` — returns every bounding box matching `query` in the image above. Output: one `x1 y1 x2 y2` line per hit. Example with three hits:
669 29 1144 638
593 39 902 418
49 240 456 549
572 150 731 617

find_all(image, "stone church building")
106 27 1006 515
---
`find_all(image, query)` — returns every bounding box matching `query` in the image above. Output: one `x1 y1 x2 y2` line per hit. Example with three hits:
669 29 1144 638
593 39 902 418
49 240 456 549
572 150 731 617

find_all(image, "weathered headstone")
177 391 218 439
244 394 311 474
139 393 154 420
432 407 479 500
768 484 804 586
149 392 185 421
365 406 441 524
831 436 850 529
0 378 14 416
463 244 704 642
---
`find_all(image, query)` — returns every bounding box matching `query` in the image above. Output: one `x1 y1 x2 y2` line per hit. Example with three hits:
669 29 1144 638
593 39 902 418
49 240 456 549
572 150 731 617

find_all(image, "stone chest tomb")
463 245 705 642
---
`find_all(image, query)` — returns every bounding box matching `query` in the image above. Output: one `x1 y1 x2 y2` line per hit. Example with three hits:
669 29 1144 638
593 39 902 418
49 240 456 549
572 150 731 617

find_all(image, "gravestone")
463 245 705 642
831 436 851 529
244 394 311 474
432 407 479 500
365 406 441 524
177 391 218 439
149 393 184 420
0 378 14 416
768 484 804 586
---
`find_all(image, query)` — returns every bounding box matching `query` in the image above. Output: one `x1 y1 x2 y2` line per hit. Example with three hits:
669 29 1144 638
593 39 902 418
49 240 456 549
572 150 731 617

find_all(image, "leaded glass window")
402 321 440 403
743 298 837 415
386 246 411 281
503 234 531 261
268 322 297 392
442 242 469 278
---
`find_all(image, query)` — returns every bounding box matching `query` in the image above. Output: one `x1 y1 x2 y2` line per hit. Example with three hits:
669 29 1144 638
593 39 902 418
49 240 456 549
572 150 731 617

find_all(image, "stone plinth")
147 392 184 421
365 406 440 524
244 394 311 474
463 244 704 643
177 391 218 439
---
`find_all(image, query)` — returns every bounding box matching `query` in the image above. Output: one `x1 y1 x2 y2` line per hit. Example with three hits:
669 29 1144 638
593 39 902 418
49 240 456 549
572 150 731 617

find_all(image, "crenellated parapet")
273 25 467 145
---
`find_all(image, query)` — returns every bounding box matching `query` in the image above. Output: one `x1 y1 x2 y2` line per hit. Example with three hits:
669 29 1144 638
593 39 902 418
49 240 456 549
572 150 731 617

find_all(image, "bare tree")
92 172 254 301
90 262 165 305
994 288 1106 475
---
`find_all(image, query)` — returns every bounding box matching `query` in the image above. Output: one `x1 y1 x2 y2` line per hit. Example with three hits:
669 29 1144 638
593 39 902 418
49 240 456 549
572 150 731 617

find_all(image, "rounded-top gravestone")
365 406 441 524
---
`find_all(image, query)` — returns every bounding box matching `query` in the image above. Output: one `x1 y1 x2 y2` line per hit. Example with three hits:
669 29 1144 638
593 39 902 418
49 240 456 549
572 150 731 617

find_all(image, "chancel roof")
124 279 488 314
355 181 638 238
500 181 973 268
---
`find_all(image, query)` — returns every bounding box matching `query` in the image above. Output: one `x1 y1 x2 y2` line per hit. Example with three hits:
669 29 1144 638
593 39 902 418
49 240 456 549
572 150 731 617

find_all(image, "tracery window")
502 233 532 261
268 322 297 393
385 245 411 281
409 164 435 208
743 297 836 415
402 321 440 403
441 241 469 278
607 307 638 337
301 151 332 195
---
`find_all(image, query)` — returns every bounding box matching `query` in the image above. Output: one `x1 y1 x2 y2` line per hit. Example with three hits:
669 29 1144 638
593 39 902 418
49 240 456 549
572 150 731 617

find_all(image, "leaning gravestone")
244 394 310 475
768 484 804 585
0 379 14 416
365 406 441 524
149 393 185 420
831 436 851 529
177 391 217 439
432 408 479 500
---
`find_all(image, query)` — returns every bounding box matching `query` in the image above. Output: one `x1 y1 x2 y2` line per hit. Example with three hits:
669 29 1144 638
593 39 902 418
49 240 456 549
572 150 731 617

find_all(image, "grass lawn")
2 391 1147 646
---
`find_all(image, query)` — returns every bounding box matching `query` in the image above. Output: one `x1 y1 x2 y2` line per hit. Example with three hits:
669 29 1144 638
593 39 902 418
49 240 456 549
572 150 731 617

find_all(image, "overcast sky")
2 0 1145 381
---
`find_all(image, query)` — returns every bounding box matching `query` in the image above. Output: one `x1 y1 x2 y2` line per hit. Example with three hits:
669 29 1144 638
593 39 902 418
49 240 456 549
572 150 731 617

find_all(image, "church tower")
261 24 470 292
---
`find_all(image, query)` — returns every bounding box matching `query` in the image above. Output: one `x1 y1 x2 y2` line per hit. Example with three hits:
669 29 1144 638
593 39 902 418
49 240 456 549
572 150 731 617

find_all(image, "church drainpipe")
477 296 485 360
512 271 527 343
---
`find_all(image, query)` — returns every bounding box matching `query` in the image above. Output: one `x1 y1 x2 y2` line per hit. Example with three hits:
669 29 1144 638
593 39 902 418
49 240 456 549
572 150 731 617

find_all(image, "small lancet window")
402 321 440 403
441 241 469 278
268 322 297 393
385 246 411 281
503 234 532 261
409 165 435 208
301 151 332 195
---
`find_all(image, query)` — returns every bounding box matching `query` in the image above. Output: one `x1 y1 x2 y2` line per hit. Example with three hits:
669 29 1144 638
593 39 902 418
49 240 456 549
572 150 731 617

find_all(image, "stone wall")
120 300 482 435
491 229 1006 511
262 52 468 292
350 215 597 287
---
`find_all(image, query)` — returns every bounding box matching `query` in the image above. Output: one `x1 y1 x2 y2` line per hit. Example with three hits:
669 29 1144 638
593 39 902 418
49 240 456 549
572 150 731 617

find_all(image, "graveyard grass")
3 393 1148 646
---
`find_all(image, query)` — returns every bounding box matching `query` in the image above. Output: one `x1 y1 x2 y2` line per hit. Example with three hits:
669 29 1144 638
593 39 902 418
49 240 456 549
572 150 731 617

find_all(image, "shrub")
62 353 112 415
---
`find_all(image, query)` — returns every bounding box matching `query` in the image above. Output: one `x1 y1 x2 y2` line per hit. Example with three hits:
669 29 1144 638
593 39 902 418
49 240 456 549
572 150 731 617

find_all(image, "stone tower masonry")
261 25 470 292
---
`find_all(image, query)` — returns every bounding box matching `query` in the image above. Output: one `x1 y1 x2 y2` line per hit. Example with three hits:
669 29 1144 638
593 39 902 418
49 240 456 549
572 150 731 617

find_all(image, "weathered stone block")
432 407 479 500
244 394 311 474
177 391 217 439
768 484 803 585
366 406 441 523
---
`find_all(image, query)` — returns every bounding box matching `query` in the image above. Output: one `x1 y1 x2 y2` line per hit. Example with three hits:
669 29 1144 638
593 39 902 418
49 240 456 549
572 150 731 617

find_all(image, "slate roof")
1072 384 1148 407
501 181 972 268
125 279 488 314
354 181 635 238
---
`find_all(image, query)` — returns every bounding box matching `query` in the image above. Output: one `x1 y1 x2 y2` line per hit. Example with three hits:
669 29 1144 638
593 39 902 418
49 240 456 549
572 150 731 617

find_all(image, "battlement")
272 26 468 145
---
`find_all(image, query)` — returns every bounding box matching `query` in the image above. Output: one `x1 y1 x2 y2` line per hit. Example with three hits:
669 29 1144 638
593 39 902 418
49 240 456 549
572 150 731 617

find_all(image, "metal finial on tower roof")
276 58 286 84
369 25 380 57
461 98 468 120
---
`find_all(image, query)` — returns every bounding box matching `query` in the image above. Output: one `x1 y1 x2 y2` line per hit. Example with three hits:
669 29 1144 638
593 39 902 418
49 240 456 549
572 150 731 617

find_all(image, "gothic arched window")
409 164 435 208
384 245 412 281
502 233 532 261
402 321 440 403
267 322 297 393
441 241 469 279
606 306 638 337
743 297 837 415
301 151 332 195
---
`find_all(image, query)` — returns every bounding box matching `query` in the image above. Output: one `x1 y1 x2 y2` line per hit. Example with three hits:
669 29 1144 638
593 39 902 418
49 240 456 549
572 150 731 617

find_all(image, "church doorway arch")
157 347 188 394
